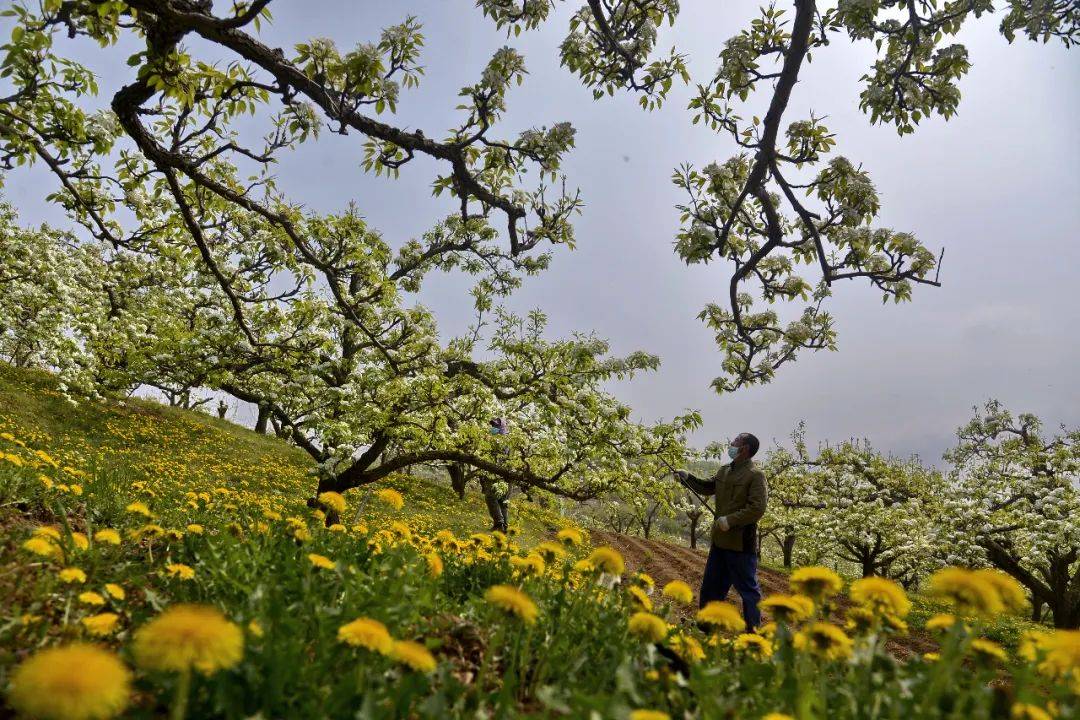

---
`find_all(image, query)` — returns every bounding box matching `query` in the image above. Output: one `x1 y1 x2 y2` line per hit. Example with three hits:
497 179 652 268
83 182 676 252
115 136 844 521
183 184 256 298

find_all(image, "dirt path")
588 530 937 659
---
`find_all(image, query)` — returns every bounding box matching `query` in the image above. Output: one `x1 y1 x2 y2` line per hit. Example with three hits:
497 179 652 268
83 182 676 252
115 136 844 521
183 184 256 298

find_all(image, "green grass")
0 363 565 543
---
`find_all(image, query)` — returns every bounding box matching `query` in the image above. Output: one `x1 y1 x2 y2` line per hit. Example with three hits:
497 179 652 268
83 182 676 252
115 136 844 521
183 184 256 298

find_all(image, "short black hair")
738 433 760 458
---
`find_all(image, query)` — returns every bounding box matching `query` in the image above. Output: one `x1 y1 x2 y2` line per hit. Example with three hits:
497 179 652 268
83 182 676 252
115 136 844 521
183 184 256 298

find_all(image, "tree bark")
254 405 270 434
448 463 468 500
782 532 796 569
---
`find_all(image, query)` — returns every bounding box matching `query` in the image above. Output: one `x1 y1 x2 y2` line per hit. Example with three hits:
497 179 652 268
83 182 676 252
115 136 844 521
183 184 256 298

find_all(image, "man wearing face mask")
674 432 767 630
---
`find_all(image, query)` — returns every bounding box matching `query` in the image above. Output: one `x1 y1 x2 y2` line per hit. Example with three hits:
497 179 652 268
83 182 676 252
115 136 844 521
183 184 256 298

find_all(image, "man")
675 432 768 630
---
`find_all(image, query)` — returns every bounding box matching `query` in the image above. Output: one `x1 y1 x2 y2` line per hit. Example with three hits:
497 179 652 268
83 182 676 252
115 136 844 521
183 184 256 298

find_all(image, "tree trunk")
1032 601 1043 623
254 406 270 434
782 532 796 569
448 464 468 500
479 478 507 533
688 513 701 549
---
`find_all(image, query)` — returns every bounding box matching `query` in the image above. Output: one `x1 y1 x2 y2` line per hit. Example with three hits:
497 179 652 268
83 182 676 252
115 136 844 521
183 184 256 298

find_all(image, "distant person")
675 432 768 630
485 417 511 533
216 400 228 419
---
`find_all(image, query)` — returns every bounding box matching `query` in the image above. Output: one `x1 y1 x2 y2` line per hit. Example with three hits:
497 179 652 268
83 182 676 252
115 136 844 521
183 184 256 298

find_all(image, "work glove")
673 470 688 481
714 515 730 533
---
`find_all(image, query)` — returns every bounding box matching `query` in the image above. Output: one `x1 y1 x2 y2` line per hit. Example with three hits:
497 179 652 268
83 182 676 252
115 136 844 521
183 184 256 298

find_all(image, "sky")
4 1 1079 466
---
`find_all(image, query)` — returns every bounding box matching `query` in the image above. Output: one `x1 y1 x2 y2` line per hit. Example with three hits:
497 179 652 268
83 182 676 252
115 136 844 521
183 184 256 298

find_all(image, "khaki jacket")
683 459 768 552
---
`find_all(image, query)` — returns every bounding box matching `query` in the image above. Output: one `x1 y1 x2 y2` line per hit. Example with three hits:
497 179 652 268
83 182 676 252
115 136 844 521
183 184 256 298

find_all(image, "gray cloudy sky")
6 1 1079 464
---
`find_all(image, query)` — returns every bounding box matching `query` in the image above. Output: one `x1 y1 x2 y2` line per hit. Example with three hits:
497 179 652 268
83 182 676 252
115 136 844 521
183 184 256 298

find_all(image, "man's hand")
674 470 688 481
714 516 730 532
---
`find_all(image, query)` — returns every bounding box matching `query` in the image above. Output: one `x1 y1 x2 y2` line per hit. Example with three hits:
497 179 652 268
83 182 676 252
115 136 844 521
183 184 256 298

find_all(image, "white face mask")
727 445 740 460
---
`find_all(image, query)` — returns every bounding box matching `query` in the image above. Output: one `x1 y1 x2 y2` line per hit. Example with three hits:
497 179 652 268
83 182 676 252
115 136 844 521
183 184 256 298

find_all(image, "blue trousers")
700 545 762 630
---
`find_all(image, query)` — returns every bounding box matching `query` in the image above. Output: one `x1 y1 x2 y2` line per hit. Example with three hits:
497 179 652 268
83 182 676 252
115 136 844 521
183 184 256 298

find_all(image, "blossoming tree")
941 401 1080 628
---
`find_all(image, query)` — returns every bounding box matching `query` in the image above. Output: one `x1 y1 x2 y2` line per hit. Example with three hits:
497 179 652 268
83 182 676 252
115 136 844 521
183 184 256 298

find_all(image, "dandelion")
973 569 1027 612
1035 630 1080 689
165 563 195 580
317 491 346 514
696 601 746 633
923 652 940 662
628 612 669 642
668 633 705 663
247 620 264 639
662 580 694 605
104 584 125 601
485 585 539 624
1011 703 1053 720
850 576 911 618
734 632 774 660
329 523 346 533
762 715 796 720
82 613 121 637
132 604 244 675
23 536 62 559
790 566 843 600
60 567 87 584
633 572 655 590
79 591 106 606
628 585 653 611
375 488 404 510
794 622 854 661
928 567 1001 616
425 552 443 578
925 613 961 634
556 527 584 546
337 617 393 653
630 711 670 720
761 594 815 624
125 501 152 518
35 525 62 540
185 524 204 535
510 554 546 577
969 638 1007 664
307 553 335 570
389 640 437 672
71 532 90 551
534 541 567 562
94 529 121 545
586 546 625 575
8 643 131 720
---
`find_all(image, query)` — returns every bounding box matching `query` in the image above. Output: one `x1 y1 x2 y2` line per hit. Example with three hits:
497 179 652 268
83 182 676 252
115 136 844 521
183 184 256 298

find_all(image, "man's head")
730 433 760 462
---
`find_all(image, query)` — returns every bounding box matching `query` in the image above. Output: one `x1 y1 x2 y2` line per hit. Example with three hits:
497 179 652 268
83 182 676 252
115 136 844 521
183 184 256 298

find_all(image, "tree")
0 2 698 507
941 401 1080 628
478 0 1074 392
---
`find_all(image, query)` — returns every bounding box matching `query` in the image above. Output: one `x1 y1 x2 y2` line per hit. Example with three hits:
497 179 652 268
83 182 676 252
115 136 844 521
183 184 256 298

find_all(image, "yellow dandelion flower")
923 652 940 662
925 613 961 634
125 501 152 518
104 584 125 601
510 554 546 577
762 714 796 720
1011 703 1053 720
845 606 877 636
758 622 778 639
185 524 204 535
59 567 87 584
630 711 670 720
293 526 311 542
734 632 774 660
761 594 815 624
79 591 106 606
633 572 656 590
70 532 89 551
534 541 567 562
586 546 625 575
23 536 62 559
1036 630 1080 686
794 622 854 661
628 612 669 642
317 491 347 514
374 488 404 510
928 567 1002 617
132 605 244 675
8 643 131 720
662 580 694 605
696 601 746 633
973 569 1027 612
307 553 335 570
337 617 393 654
790 566 843 600
969 638 1007 663
329 523 346 533
425 552 444 578
850 576 911 619
93 529 121 546
556 527 584 546
628 585 653 611
668 633 706 663
34 525 62 540
485 585 539 624
388 640 437 673
82 613 121 637
247 620 264 639
165 563 195 580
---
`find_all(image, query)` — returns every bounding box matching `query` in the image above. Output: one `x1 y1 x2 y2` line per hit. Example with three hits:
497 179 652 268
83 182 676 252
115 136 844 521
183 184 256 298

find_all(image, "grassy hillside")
0 364 565 542
0 364 1071 720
